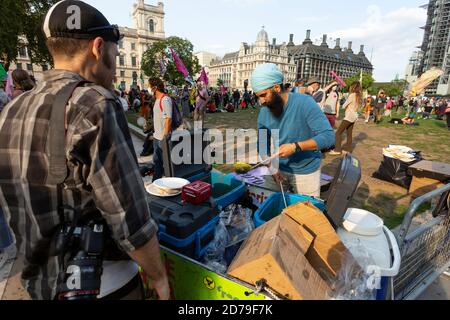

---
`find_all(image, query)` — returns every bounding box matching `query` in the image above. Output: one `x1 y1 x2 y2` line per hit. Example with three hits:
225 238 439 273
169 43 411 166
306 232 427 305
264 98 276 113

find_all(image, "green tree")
370 79 408 97
0 0 58 70
141 36 200 86
343 72 375 91
387 79 408 97
217 79 224 87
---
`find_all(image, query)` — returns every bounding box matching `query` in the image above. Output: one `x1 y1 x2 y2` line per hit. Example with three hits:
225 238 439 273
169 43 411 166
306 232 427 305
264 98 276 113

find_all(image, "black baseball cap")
42 0 123 43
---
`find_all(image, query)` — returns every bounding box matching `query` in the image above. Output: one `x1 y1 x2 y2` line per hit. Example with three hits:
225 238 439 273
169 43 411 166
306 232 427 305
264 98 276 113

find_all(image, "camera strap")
47 80 89 186
46 80 89 289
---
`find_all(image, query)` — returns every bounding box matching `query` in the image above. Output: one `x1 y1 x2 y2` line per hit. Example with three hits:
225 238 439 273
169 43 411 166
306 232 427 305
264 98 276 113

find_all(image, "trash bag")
203 204 256 271
203 220 229 274
220 204 255 266
220 204 255 246
328 242 377 300
373 154 422 189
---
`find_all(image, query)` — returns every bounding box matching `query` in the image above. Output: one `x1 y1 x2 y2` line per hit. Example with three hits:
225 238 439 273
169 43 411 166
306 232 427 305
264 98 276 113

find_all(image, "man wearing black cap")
0 1 169 300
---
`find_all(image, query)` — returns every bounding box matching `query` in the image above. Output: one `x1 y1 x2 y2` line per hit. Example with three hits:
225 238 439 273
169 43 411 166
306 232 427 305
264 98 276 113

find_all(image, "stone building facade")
209 28 297 91
287 30 373 86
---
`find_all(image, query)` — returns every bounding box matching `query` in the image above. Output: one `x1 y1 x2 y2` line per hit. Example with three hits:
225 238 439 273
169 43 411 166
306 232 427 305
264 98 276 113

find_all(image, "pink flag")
199 67 209 85
170 48 189 78
330 71 347 87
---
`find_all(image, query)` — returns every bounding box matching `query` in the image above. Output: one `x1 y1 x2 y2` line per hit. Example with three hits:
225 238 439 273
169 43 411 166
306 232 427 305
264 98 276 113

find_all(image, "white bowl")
153 178 191 191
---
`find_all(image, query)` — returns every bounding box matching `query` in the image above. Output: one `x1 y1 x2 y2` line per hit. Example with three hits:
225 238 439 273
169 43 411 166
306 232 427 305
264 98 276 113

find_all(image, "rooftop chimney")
288 34 294 46
347 41 353 52
273 38 276 46
303 30 313 45
335 38 341 50
321 34 328 47
359 45 365 55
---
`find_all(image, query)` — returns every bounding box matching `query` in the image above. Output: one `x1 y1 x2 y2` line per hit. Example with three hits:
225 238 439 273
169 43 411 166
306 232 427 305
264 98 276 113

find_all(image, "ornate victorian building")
287 30 373 86
209 28 297 91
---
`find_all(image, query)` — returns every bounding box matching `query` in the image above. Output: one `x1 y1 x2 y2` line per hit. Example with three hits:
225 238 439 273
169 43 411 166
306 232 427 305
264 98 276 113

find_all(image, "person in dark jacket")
233 89 241 110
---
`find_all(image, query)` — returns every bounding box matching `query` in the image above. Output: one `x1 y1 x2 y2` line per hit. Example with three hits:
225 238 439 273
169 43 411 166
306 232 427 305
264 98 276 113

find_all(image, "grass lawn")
375 112 450 163
126 112 140 128
204 108 261 130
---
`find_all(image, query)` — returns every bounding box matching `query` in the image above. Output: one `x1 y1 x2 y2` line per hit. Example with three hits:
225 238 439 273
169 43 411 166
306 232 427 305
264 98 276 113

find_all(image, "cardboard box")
283 202 354 279
227 210 331 300
228 202 359 300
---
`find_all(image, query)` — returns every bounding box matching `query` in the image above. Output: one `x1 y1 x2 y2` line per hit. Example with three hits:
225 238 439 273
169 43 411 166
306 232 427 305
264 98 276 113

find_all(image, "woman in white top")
329 81 362 156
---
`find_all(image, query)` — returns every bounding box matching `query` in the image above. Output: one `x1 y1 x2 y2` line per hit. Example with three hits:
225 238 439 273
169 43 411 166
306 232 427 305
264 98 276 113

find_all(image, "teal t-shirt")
258 93 335 175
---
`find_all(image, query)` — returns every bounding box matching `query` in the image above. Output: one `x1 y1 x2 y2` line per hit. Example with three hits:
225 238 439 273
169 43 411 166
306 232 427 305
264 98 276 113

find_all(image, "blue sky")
85 0 428 81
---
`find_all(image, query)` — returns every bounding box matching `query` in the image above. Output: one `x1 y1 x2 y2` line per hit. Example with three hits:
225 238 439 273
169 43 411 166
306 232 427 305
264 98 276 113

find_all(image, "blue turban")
251 63 284 93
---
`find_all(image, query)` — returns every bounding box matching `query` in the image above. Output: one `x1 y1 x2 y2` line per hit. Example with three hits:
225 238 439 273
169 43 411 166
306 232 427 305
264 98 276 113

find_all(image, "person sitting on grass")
423 104 433 120
402 111 416 125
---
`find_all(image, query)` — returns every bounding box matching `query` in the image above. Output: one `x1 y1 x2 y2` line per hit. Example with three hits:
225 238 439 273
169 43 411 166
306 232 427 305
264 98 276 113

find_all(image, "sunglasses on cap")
87 24 123 43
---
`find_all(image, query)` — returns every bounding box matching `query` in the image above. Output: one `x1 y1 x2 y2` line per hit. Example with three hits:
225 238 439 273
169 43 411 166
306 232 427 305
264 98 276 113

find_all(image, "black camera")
52 218 106 300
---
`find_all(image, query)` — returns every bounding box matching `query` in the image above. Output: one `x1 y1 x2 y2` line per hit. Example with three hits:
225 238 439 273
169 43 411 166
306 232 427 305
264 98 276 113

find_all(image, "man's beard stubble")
98 49 115 89
267 91 285 118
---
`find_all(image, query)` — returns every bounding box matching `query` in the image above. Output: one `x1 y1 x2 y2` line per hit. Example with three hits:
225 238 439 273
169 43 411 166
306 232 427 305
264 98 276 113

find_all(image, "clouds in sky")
327 5 426 80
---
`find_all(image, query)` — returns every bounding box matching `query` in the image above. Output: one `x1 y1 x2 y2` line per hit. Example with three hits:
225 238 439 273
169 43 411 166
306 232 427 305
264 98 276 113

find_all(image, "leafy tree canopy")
369 79 408 97
343 72 375 92
0 0 58 70
141 36 200 86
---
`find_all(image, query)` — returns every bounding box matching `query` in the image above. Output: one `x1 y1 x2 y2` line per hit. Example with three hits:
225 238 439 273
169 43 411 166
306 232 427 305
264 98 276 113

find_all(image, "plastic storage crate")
188 172 246 209
253 193 326 228
158 215 220 260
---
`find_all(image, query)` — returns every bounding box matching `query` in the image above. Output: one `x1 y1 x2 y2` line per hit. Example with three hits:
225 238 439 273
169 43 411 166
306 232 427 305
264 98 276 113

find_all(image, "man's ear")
273 84 282 93
91 37 105 62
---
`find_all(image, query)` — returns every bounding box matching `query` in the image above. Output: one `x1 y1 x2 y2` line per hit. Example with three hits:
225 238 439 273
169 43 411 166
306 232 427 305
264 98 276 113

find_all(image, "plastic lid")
342 208 384 236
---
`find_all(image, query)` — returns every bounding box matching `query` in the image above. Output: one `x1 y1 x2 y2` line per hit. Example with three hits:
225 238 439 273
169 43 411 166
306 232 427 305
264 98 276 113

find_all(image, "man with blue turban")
253 64 335 197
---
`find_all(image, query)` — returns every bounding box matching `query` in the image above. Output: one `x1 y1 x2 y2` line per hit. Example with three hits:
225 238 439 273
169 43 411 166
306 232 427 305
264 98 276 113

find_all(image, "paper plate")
145 184 181 197
137 117 146 127
153 178 190 192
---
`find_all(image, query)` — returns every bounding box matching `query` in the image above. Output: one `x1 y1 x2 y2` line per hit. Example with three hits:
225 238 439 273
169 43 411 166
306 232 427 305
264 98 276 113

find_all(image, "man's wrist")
295 142 303 153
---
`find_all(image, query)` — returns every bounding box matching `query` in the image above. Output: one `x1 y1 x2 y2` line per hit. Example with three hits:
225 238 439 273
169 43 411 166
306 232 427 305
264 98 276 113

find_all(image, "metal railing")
394 184 450 300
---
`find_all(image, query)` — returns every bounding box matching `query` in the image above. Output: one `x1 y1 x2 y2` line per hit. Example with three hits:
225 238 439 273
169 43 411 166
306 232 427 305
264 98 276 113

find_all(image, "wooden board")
409 161 450 180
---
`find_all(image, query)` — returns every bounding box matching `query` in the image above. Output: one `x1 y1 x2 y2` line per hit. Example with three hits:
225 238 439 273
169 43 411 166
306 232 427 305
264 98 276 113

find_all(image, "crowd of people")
115 83 262 119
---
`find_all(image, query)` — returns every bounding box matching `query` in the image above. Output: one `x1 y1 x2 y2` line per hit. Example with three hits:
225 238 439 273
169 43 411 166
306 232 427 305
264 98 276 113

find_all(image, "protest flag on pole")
331 71 347 87
169 47 189 78
198 67 209 85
